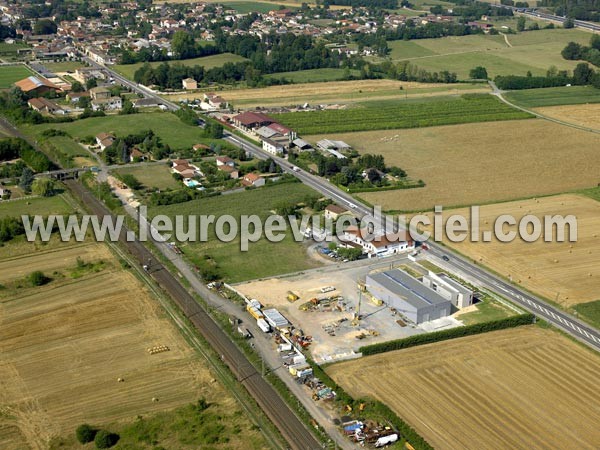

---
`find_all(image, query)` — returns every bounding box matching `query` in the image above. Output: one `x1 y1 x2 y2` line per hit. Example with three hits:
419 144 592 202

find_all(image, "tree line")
562 35 600 68
494 63 600 89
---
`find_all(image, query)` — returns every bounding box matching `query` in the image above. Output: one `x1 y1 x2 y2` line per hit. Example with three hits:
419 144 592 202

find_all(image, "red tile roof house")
241 172 265 187
215 156 235 167
341 226 414 258
171 159 201 179
218 164 239 179
95 132 115 151
232 111 275 132
27 97 65 115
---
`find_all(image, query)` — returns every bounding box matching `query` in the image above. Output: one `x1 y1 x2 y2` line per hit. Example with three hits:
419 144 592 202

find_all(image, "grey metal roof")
368 269 449 310
436 273 473 297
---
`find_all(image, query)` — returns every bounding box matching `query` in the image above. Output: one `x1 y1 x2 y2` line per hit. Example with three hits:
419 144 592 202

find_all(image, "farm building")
14 75 61 95
232 111 275 132
28 97 65 115
182 78 197 90
366 269 452 324
317 139 351 159
421 271 473 309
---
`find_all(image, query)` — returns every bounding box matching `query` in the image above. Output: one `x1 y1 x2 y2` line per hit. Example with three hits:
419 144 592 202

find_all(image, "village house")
129 148 147 162
341 226 414 258
171 159 201 179
95 132 115 150
215 156 235 167
90 86 122 111
241 172 265 187
324 204 350 221
66 91 90 103
261 136 286 156
182 78 197 90
203 93 227 109
218 164 239 179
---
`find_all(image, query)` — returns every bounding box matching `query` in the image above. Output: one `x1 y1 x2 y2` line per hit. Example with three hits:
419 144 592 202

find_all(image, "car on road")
442 255 450 261
348 202 357 209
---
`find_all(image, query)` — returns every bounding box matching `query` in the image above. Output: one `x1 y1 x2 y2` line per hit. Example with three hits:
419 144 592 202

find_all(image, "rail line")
65 179 322 450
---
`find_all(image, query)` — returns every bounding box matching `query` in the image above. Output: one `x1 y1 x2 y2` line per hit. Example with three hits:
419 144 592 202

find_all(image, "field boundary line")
490 81 600 134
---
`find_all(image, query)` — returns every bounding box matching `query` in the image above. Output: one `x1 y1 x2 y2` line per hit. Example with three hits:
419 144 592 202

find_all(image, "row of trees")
494 63 600 89
0 138 52 172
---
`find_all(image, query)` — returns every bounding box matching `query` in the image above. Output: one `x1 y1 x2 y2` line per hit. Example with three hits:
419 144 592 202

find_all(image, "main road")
92 59 600 351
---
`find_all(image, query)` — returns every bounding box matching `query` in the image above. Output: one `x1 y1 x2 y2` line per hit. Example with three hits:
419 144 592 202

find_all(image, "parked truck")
374 434 398 448
256 318 271 333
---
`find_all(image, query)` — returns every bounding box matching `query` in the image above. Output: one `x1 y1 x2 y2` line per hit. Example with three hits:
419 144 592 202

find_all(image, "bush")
29 271 50 286
75 424 97 444
360 314 534 356
94 430 119 449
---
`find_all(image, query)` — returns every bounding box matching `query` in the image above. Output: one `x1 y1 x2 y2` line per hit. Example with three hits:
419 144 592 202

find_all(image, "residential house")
131 97 160 108
204 92 227 109
95 132 115 150
342 226 414 258
216 156 235 167
129 148 147 162
171 159 201 179
241 172 265 187
66 91 90 103
90 86 122 111
324 204 350 221
219 164 239 179
182 78 197 90
261 136 285 156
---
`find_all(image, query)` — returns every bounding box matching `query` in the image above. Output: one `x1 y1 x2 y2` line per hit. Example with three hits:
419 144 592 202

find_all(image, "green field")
0 194 73 218
387 29 592 79
114 53 248 80
265 68 362 83
149 183 321 282
0 65 35 89
21 112 219 150
573 300 600 330
114 164 180 190
221 0 291 13
275 94 532 134
44 61 85 73
458 297 519 326
505 86 600 108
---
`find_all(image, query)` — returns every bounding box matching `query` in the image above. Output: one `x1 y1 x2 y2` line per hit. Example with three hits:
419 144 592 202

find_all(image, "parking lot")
234 254 462 363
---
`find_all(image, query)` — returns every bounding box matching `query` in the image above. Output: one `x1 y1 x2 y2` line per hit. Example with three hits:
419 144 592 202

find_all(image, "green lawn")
21 112 219 150
573 300 600 330
114 53 248 80
0 65 35 89
114 164 180 190
149 182 322 282
275 94 532 134
387 28 592 79
458 297 519 326
505 86 600 108
0 194 74 218
265 68 361 83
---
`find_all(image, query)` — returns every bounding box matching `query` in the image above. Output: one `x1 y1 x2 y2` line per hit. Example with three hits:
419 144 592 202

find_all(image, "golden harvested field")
0 242 239 449
535 104 600 130
328 326 600 450
164 80 488 107
433 194 600 306
306 119 600 211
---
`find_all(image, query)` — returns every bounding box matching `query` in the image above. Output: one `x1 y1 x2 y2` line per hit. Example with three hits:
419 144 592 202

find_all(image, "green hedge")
360 313 535 356
346 180 425 194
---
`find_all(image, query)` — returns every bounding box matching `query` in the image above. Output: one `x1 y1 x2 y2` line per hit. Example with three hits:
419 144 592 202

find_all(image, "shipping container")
256 318 271 333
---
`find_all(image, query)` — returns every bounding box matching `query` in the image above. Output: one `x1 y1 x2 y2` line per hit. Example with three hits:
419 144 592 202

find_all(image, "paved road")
490 5 600 33
65 179 322 450
89 61 600 350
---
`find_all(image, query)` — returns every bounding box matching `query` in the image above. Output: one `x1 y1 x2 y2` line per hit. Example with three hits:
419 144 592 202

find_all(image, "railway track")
65 179 322 450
